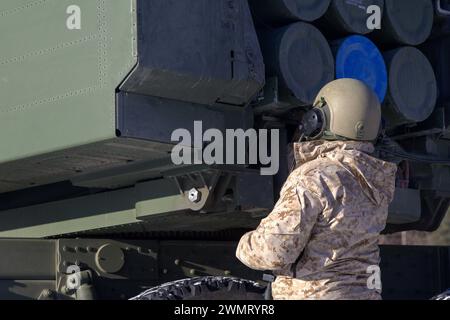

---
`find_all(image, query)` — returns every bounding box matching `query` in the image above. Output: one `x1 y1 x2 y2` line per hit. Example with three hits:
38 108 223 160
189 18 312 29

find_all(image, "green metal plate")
0 0 137 163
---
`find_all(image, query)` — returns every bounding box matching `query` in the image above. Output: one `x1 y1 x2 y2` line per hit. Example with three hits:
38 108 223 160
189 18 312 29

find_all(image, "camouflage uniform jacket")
236 140 397 300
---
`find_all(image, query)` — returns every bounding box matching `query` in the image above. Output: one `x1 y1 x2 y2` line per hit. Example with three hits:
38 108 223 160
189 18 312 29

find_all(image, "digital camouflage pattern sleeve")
236 171 324 271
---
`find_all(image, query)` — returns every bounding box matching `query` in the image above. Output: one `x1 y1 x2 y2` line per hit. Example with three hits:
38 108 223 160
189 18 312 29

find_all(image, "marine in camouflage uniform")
236 140 397 299
236 79 398 300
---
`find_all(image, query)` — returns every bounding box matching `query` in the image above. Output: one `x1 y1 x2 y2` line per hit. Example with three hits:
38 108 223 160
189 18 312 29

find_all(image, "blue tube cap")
335 35 387 103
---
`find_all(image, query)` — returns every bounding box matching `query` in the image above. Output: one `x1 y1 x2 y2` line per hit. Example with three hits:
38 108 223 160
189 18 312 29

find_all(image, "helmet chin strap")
297 133 306 143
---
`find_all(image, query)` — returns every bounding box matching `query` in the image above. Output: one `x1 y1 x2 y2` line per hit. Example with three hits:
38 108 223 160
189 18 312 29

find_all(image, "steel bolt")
188 188 201 203
62 246 73 252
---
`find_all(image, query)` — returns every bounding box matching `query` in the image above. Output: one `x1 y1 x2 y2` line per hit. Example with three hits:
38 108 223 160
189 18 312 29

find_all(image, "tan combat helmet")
309 78 382 141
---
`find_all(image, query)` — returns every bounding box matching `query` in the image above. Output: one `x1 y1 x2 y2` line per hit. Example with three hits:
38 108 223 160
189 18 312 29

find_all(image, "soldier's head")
298 78 381 143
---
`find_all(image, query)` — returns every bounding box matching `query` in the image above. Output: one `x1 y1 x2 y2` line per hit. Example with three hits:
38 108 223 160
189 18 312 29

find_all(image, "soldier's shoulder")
298 157 342 178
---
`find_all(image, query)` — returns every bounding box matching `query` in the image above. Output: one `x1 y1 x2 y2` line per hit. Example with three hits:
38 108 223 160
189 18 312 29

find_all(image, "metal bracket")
169 170 221 212
61 270 96 300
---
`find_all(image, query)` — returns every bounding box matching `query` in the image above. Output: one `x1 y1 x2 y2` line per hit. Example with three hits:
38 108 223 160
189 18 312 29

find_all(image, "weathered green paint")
0 178 188 238
0 238 265 300
0 0 137 163
0 239 56 279
136 195 189 218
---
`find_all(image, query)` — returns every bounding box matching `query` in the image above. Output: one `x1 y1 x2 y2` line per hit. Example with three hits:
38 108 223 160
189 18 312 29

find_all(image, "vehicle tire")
431 289 450 300
130 276 266 300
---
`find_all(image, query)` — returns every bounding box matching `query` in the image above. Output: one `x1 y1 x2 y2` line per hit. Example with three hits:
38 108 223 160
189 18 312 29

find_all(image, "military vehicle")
0 0 449 300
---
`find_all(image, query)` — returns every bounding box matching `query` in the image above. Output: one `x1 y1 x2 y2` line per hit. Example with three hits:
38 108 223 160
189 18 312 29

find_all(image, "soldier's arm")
236 175 323 271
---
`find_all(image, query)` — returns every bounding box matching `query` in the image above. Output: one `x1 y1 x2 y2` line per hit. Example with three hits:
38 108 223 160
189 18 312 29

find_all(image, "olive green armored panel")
0 0 264 193
0 0 137 191
0 0 137 160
